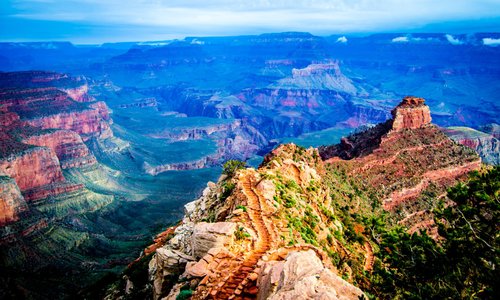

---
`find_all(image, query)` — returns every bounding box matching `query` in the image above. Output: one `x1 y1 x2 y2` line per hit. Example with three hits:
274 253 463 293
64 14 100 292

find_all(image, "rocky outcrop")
272 61 357 94
443 126 500 165
26 109 112 141
0 175 28 225
391 96 432 131
0 147 64 191
63 84 93 102
146 144 363 300
23 130 97 169
257 250 365 300
191 222 237 259
321 96 480 234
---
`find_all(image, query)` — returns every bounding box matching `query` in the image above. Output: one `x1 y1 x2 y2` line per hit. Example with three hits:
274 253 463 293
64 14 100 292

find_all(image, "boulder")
191 222 236 259
257 250 365 300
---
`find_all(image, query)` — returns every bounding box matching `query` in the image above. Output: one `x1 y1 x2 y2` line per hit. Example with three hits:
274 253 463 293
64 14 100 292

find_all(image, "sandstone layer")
390 96 432 131
0 175 28 225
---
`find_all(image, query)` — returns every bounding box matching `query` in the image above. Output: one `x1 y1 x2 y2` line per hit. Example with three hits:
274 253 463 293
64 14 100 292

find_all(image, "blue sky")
1 0 500 44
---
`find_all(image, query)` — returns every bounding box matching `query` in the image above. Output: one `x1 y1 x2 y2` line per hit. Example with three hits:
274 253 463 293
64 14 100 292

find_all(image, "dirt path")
363 240 374 272
210 176 272 299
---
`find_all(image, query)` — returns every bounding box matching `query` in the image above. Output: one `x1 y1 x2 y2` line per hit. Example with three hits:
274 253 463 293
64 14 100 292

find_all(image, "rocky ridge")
320 96 480 233
115 96 483 299
0 71 112 227
146 143 366 300
443 126 499 165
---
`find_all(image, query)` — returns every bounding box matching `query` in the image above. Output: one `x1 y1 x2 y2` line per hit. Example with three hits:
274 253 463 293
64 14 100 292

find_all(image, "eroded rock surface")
391 96 432 131
258 250 365 300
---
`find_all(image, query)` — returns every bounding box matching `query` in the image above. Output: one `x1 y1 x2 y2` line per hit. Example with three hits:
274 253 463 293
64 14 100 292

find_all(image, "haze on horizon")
1 0 500 44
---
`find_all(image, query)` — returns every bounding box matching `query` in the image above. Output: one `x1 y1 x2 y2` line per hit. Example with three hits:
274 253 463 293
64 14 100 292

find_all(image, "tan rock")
391 96 432 131
256 179 276 202
257 250 365 300
185 261 207 278
191 222 236 259
149 248 195 300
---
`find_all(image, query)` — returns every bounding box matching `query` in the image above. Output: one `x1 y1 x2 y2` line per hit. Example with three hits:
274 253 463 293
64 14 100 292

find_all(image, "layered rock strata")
148 144 366 300
0 175 28 225
390 96 432 131
320 96 480 234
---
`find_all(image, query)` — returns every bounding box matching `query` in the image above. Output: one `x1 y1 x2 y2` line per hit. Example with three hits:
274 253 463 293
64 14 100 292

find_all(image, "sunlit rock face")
0 70 113 224
391 96 432 131
443 126 500 165
0 175 28 226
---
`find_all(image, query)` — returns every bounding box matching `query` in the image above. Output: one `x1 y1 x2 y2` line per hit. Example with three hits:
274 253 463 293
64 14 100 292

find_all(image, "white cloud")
336 36 348 43
5 0 500 42
483 37 500 46
10 1 500 31
392 36 409 43
445 34 463 45
190 39 205 45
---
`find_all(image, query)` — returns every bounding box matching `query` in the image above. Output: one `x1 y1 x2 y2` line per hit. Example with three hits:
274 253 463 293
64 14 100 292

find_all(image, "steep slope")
146 144 365 300
0 71 227 299
320 96 480 232
443 126 499 165
0 71 110 205
125 96 482 300
0 71 121 297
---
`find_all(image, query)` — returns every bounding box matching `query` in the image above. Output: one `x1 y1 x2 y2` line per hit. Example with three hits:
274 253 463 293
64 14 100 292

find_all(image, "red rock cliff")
26 109 112 141
23 130 97 169
0 175 28 225
391 96 432 131
0 147 64 191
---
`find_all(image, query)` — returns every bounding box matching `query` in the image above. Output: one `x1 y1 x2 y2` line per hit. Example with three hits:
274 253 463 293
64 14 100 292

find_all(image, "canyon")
0 71 221 299
0 32 498 299
115 97 481 299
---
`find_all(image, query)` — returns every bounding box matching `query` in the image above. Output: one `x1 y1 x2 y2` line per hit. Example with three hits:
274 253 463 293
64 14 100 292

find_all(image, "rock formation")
0 147 65 191
390 96 432 131
320 96 480 235
146 144 366 300
257 250 364 300
272 61 358 94
0 71 113 223
443 126 499 165
23 130 97 169
113 96 484 299
0 175 28 225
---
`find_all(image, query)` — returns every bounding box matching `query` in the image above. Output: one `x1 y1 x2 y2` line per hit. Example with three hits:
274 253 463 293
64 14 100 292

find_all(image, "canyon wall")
0 147 64 191
0 175 28 225
23 130 97 169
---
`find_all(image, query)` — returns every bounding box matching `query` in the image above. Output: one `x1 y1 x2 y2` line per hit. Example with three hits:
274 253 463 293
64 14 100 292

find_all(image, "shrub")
220 181 235 201
222 160 246 176
235 205 247 212
176 289 193 300
235 227 251 240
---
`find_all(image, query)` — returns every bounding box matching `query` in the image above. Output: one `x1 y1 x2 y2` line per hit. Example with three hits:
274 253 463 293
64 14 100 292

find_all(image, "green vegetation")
220 181 235 201
235 226 251 240
235 205 247 212
367 167 499 299
222 159 246 177
176 289 194 300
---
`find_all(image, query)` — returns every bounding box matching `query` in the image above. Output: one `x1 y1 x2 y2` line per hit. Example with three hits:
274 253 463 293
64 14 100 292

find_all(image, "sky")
1 0 500 44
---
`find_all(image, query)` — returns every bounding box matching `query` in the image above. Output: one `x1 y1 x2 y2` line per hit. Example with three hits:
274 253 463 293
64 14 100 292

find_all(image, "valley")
0 32 499 298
